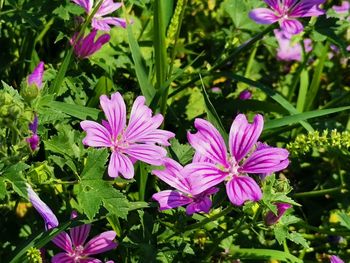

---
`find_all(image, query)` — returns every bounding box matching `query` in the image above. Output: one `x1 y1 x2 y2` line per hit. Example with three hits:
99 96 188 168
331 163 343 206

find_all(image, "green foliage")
76 149 129 220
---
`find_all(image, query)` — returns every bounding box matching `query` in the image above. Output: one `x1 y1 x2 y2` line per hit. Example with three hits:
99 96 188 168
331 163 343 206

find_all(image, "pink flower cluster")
81 92 290 216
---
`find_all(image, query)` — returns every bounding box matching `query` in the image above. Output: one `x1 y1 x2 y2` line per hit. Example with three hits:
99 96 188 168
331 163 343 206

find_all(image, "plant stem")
293 187 343 198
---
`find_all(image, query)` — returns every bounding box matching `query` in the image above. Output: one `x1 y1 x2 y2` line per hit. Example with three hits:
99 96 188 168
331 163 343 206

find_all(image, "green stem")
183 206 235 232
293 187 343 198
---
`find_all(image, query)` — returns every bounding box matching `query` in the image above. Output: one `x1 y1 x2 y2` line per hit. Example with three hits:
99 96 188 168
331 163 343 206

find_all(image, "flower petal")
226 176 262 206
265 202 292 225
125 96 174 145
264 0 281 12
330 255 345 263
182 162 226 196
27 185 59 230
52 252 74 263
229 114 264 162
80 258 103 263
240 147 289 174
27 61 44 89
81 120 112 147
52 232 74 253
186 196 212 215
70 223 91 248
71 0 92 13
123 143 167 166
96 0 122 16
99 92 126 139
188 118 228 167
280 18 304 35
152 190 193 210
249 8 280 24
108 151 134 179
92 17 127 31
152 158 190 194
290 0 325 17
83 230 118 255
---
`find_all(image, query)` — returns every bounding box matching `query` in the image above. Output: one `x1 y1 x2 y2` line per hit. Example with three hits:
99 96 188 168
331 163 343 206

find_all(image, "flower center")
221 156 240 181
110 134 129 152
71 245 85 262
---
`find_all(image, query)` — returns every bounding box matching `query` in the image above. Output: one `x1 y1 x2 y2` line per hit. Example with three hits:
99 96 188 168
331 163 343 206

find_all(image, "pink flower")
152 158 218 215
52 211 117 263
187 114 289 206
72 0 127 31
249 0 326 35
330 255 345 263
332 1 350 14
239 89 252 100
28 187 117 263
26 115 40 151
27 61 44 89
274 29 312 61
265 202 292 225
80 92 175 179
71 30 110 59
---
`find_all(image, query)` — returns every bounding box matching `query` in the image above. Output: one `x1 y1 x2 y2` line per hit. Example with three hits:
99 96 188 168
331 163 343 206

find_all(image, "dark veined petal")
290 0 325 17
108 151 134 179
240 147 289 174
188 118 228 167
183 162 226 196
70 223 91 248
280 18 304 35
229 114 264 162
92 17 127 31
83 231 118 256
51 252 74 263
96 0 122 16
226 176 262 206
152 158 191 194
124 143 167 166
152 190 193 211
99 92 126 139
52 232 74 253
71 0 92 13
249 8 280 24
186 196 212 215
80 120 112 147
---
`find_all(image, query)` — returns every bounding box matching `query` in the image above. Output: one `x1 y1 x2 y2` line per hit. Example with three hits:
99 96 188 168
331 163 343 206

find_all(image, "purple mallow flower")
27 61 44 89
81 92 175 179
239 89 252 100
274 29 312 61
330 255 344 263
332 1 350 14
265 202 292 225
26 115 40 151
72 0 127 31
152 158 218 215
28 186 117 263
187 114 289 206
27 184 59 229
52 211 117 263
249 0 326 35
71 30 110 59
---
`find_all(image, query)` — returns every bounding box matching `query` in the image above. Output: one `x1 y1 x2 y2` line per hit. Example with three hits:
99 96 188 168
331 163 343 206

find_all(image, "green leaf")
77 149 129 220
53 5 70 20
0 177 6 200
228 73 314 132
264 106 350 130
48 101 100 120
127 25 155 104
274 224 288 244
287 232 309 249
229 248 303 263
223 0 256 30
169 138 194 165
3 163 29 198
338 212 350 230
200 82 228 142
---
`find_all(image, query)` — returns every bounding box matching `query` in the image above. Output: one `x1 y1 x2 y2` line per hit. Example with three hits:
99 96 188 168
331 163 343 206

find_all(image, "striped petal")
226 176 262 206
188 118 228 167
249 8 280 24
108 151 134 179
229 114 264 162
152 190 193 210
81 120 112 147
83 231 117 255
